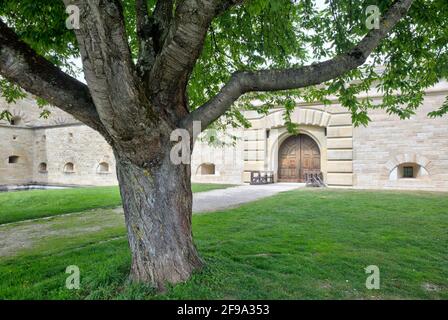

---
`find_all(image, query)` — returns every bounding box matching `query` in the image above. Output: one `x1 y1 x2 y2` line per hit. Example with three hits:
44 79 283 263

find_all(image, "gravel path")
0 183 305 257
192 183 304 213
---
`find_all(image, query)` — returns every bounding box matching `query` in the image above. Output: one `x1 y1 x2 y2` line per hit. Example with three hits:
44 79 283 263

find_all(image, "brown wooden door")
278 135 320 182
300 135 321 180
278 136 301 181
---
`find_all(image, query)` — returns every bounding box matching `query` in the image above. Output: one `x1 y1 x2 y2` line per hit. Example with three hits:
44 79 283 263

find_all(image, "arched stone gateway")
278 134 321 182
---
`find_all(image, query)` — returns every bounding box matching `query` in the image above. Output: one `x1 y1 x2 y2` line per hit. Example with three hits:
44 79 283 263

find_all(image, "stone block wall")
326 107 354 186
353 88 448 191
0 126 34 184
0 96 76 127
32 125 117 186
0 124 118 186
191 129 245 184
2 82 448 191
239 105 354 187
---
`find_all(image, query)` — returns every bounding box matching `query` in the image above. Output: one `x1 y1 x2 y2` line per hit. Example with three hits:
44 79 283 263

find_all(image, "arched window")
64 162 75 173
386 154 430 181
9 117 22 126
8 156 19 164
97 162 110 173
38 162 47 173
199 163 216 175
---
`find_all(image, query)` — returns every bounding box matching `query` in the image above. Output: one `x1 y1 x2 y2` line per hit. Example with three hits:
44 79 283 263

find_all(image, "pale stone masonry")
353 87 448 191
1 81 448 191
0 96 116 186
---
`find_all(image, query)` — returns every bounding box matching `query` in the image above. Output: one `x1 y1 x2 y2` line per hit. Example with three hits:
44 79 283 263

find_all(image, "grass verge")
0 189 446 299
0 183 234 224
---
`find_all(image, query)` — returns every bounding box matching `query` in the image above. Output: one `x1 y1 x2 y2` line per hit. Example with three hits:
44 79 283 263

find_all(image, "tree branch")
148 0 244 97
64 0 153 139
151 0 174 53
184 0 414 129
136 0 175 79
136 0 155 78
0 19 109 138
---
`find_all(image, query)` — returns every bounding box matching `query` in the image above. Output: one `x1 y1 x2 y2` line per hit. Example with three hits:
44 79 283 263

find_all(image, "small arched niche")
386 154 430 181
38 162 48 173
389 162 428 180
198 163 216 175
97 162 110 173
64 162 75 173
8 155 20 164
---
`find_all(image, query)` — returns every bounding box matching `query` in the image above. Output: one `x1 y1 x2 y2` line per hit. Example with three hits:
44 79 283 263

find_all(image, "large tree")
0 0 447 289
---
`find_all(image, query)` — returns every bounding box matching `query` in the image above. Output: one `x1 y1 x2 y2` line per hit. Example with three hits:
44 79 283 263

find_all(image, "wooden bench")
250 171 275 185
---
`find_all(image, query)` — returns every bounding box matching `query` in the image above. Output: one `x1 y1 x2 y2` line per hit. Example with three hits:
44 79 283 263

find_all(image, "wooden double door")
278 134 321 182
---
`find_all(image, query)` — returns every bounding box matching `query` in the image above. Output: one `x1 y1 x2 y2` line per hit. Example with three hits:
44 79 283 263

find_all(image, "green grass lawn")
0 184 234 225
0 188 447 299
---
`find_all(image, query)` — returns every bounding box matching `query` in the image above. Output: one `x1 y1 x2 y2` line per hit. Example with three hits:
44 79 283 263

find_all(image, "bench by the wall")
250 171 275 185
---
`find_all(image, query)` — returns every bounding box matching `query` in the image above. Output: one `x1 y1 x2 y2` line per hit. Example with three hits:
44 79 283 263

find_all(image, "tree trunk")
114 145 203 290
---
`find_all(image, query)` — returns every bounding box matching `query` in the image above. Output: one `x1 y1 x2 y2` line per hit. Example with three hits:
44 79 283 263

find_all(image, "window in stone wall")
64 162 75 173
8 156 19 164
398 163 419 179
38 162 48 173
199 163 216 175
403 166 414 178
97 162 110 173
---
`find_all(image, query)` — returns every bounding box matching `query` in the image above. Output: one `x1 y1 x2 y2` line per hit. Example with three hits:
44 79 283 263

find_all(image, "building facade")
1 81 448 191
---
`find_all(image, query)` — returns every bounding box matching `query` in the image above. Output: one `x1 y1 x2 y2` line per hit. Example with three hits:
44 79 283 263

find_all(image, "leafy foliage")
0 78 26 103
0 78 25 121
0 0 447 129
429 96 448 117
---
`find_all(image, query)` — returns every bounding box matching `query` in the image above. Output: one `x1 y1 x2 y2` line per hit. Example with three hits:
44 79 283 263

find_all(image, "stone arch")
385 154 431 180
274 130 323 155
269 126 327 181
277 134 321 182
385 154 430 171
265 108 332 129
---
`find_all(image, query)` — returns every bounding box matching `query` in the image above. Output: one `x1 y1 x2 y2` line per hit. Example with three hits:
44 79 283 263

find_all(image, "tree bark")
114 144 203 290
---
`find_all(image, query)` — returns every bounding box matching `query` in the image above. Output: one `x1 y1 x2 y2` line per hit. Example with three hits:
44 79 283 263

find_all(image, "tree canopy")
1 0 447 130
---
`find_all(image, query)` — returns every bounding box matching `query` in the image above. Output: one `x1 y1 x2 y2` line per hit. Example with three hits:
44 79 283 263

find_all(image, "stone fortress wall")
1 81 448 191
0 96 116 186
192 81 448 191
353 84 448 191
